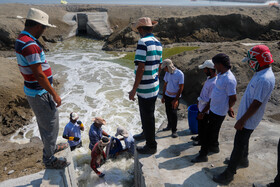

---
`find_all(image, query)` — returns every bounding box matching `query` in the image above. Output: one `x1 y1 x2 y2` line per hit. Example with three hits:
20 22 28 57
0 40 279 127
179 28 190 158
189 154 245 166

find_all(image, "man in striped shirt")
15 8 69 169
129 17 162 154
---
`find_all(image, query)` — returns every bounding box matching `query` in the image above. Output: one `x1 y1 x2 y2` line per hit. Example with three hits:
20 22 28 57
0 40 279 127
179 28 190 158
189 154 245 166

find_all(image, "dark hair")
139 26 153 32
25 19 40 27
212 53 231 69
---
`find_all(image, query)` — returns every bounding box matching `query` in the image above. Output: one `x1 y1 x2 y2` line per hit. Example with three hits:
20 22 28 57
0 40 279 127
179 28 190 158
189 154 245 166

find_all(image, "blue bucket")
187 104 198 134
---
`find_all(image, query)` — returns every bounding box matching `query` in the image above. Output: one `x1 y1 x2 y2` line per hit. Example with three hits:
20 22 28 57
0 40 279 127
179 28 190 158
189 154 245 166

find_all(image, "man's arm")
129 62 145 101
197 100 211 120
228 95 237 118
235 100 262 130
161 82 167 103
30 63 61 107
102 130 110 137
172 84 184 109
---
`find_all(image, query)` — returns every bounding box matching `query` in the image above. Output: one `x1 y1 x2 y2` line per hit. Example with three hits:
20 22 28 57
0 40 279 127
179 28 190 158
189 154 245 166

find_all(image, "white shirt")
163 69 184 98
210 70 237 116
198 76 217 113
237 67 275 130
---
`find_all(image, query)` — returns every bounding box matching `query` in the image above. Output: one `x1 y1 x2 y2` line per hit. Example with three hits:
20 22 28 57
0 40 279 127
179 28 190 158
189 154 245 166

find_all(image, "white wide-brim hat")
18 8 56 28
198 60 215 69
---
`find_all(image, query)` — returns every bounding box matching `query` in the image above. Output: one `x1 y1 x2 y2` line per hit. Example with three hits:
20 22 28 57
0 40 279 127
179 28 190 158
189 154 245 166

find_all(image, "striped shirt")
15 31 53 97
134 33 162 98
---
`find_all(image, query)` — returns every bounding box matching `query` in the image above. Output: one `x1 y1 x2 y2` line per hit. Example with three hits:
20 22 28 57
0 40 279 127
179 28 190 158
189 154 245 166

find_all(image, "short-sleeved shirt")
163 69 184 98
134 33 162 99
198 76 217 113
210 70 237 116
89 123 103 150
15 31 53 97
124 133 134 154
63 121 82 147
237 67 275 130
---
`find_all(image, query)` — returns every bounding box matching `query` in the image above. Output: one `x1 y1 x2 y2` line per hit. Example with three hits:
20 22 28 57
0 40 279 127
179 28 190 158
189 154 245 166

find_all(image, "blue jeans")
27 92 59 165
138 96 157 149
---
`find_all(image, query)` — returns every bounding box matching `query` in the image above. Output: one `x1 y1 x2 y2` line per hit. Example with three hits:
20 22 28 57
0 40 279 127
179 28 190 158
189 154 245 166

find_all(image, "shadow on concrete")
158 155 194 170
15 178 42 187
156 142 193 159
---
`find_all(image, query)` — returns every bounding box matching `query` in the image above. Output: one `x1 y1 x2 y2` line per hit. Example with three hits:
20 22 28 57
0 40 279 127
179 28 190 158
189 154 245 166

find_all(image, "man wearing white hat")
15 8 69 169
161 59 184 138
129 17 162 154
63 112 84 151
191 60 217 146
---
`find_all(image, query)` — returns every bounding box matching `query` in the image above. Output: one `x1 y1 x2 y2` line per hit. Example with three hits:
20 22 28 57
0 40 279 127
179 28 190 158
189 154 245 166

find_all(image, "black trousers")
197 112 209 140
200 111 225 156
70 141 82 151
164 95 179 133
227 128 254 174
138 96 157 149
273 138 280 185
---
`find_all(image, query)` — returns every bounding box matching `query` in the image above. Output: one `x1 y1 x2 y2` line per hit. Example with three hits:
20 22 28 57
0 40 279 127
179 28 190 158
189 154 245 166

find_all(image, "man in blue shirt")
213 45 275 184
63 112 84 151
89 117 110 151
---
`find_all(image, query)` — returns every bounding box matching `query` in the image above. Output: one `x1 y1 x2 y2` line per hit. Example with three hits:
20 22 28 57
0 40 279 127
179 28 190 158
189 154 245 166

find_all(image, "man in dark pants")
161 59 184 138
192 59 217 146
129 17 162 154
213 45 275 184
191 53 237 163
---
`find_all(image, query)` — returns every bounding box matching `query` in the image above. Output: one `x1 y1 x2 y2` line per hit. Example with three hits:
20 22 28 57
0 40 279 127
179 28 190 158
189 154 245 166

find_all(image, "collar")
143 33 154 38
21 30 37 41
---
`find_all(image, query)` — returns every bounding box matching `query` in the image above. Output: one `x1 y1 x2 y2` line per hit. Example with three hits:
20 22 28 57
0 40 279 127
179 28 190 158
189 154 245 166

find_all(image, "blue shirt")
63 121 82 147
210 70 237 116
124 133 134 154
89 123 103 150
237 67 275 130
163 69 184 98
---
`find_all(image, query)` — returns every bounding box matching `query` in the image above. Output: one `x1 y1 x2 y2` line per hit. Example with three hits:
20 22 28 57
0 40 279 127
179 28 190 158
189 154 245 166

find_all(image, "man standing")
192 60 217 146
161 59 184 138
89 117 110 151
63 112 84 151
213 45 275 184
192 53 237 163
15 8 69 169
129 17 162 154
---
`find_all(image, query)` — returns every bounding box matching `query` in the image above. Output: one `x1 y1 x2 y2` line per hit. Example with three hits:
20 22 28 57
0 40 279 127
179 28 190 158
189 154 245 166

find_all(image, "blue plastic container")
188 104 198 134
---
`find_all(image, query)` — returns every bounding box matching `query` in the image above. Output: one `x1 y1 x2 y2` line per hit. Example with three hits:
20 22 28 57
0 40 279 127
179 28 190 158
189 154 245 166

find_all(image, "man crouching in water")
91 136 110 178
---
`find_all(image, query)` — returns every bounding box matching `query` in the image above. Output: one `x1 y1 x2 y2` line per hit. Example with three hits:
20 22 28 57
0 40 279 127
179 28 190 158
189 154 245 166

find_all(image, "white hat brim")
17 16 56 28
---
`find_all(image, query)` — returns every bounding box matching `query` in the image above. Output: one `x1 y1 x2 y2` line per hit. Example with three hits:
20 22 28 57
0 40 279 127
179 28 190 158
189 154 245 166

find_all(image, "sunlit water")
10 37 166 186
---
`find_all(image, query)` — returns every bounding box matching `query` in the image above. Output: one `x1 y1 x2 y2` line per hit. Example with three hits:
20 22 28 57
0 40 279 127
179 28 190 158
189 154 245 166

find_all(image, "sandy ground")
0 3 279 185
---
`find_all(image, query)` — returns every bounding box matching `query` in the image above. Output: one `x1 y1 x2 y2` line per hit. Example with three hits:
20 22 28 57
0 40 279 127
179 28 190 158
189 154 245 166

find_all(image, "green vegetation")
121 46 199 61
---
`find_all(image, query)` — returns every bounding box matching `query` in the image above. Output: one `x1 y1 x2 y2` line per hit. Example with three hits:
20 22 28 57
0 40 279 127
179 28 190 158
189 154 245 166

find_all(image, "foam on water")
10 37 166 186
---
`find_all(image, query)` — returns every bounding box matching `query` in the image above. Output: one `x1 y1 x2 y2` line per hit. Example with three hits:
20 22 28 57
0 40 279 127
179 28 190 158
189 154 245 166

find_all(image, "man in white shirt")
192 60 217 146
213 45 275 184
192 53 237 163
161 59 184 138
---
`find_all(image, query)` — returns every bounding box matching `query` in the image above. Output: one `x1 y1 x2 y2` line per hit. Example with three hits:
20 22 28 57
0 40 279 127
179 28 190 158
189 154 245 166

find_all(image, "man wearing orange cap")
213 45 275 184
129 17 162 154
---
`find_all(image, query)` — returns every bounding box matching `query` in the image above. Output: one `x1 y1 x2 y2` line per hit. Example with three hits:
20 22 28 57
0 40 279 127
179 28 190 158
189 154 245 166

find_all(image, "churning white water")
10 37 166 186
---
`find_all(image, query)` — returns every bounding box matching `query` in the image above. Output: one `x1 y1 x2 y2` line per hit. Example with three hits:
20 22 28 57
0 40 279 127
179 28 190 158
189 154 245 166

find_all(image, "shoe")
209 146 220 153
191 155 208 163
45 157 70 169
133 132 145 141
191 136 200 141
223 157 249 168
171 132 178 138
213 169 234 184
163 127 171 131
136 145 157 154
193 141 201 146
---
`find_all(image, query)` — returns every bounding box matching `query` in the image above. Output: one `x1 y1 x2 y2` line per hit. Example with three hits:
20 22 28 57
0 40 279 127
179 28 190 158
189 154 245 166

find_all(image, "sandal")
54 143 69 154
45 157 70 169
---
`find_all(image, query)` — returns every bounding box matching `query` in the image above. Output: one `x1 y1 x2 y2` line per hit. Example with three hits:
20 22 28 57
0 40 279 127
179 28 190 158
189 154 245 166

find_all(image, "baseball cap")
198 60 215 69
70 112 79 121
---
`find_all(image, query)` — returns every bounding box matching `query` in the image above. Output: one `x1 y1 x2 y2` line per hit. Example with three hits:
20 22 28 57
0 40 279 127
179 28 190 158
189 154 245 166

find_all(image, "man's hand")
197 113 205 120
73 137 80 141
228 108 235 118
129 89 136 101
172 99 178 109
234 119 245 130
53 94 61 107
161 97 165 104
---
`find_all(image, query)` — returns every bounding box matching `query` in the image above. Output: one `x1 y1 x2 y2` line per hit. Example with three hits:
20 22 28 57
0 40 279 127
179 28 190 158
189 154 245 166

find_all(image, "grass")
120 46 199 61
